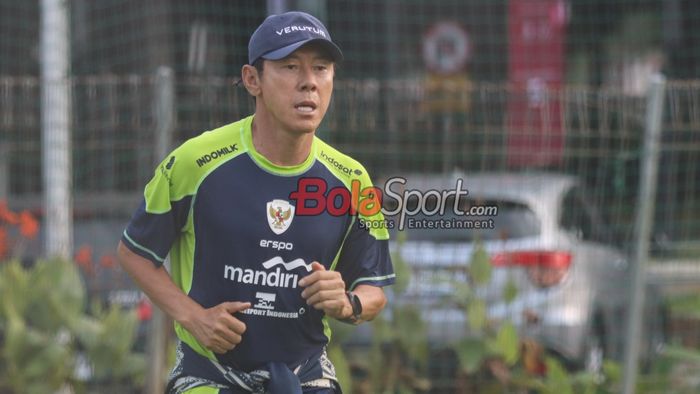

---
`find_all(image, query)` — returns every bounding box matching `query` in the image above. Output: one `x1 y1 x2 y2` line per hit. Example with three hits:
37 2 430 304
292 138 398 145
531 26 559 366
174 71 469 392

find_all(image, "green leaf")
390 234 411 295
0 258 144 392
395 229 408 246
510 373 546 391
662 344 700 363
24 260 86 332
602 360 622 383
81 304 140 379
667 293 700 318
394 305 428 365
370 314 394 343
467 299 486 332
23 337 73 388
469 244 492 286
398 386 413 394
45 259 86 319
502 279 518 304
0 261 31 319
543 356 573 394
71 315 102 350
448 277 472 304
3 317 72 393
391 254 411 295
494 322 519 366
455 338 486 373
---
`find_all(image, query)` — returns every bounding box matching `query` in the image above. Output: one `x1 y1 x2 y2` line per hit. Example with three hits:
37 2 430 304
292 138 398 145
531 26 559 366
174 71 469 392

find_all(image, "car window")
559 187 609 243
386 196 540 242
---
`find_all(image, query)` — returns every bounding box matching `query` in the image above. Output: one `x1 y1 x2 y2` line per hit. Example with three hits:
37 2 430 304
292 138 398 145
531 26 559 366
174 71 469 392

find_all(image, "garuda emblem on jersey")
267 199 295 235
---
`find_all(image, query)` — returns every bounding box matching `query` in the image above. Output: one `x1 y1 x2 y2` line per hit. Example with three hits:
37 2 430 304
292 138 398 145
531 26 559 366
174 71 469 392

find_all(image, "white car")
382 172 664 372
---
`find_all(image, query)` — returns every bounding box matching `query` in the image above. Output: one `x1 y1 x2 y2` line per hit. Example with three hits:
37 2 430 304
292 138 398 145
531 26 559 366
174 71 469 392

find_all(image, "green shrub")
0 259 145 394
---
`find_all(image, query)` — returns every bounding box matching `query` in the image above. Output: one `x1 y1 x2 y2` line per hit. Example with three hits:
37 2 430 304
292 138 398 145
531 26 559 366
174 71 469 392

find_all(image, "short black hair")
236 58 265 88
253 58 265 75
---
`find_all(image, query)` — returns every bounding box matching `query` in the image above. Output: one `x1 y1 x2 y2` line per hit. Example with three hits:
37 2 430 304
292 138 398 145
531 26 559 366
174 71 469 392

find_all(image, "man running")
118 10 394 394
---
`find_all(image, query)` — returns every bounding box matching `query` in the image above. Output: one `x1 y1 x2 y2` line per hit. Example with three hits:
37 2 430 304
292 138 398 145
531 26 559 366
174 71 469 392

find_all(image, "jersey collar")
240 115 317 176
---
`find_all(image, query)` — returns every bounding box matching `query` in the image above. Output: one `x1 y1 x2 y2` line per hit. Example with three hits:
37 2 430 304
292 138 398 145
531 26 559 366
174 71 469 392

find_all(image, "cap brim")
261 38 343 63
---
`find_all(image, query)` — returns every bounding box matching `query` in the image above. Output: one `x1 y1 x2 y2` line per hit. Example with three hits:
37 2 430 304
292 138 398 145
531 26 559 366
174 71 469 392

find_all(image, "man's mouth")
295 102 317 113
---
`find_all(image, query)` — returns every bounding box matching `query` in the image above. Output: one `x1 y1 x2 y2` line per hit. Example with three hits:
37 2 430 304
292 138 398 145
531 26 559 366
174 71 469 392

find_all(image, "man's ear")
241 64 261 96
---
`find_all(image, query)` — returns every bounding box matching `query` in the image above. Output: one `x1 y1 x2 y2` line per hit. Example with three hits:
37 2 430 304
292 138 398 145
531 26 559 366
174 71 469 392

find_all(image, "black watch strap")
342 291 362 324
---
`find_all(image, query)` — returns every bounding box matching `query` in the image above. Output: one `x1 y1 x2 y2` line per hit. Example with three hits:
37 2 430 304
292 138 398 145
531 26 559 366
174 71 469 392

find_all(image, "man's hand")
299 262 352 320
117 242 252 354
182 301 251 354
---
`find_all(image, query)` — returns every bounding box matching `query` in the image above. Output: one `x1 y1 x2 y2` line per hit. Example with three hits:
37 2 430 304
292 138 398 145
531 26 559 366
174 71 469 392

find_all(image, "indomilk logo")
223 257 312 289
196 144 238 167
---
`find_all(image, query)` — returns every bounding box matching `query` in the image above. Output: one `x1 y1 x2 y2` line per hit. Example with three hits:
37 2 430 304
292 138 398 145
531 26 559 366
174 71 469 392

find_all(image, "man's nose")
298 66 317 91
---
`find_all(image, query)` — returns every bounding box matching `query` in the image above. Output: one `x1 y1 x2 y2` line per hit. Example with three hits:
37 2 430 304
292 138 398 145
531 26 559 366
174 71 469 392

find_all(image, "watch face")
346 291 362 318
351 293 362 316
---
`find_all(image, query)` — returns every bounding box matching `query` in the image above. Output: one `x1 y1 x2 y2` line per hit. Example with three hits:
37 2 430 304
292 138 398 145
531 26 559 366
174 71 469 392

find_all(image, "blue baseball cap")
248 11 343 65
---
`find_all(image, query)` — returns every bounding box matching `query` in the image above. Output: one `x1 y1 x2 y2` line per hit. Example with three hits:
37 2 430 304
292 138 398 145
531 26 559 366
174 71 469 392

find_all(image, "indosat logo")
288 176 497 231
320 150 362 177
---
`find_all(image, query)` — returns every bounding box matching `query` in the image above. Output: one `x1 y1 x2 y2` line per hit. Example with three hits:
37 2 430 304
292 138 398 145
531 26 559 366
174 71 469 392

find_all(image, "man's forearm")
352 284 387 322
117 241 202 326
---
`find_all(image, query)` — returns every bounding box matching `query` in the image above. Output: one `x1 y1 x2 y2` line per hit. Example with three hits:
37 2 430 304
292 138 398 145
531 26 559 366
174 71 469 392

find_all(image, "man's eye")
285 64 298 70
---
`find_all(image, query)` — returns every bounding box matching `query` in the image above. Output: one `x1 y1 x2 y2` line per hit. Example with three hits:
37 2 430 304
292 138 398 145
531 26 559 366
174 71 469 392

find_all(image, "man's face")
256 44 335 135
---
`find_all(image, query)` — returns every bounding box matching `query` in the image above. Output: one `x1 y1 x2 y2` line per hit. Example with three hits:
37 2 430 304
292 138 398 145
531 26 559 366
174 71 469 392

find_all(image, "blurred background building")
2 0 698 247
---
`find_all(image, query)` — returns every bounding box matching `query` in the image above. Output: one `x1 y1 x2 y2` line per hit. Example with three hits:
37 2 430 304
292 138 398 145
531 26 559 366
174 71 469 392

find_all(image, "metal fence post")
0 144 7 198
622 73 666 394
145 66 175 394
41 0 72 259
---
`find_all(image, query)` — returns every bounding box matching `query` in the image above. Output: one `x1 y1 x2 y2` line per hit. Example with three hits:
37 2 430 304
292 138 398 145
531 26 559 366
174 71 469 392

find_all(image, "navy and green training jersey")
122 115 394 372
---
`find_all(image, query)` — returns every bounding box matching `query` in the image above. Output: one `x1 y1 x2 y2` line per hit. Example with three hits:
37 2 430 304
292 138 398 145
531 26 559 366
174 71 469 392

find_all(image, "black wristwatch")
342 291 363 324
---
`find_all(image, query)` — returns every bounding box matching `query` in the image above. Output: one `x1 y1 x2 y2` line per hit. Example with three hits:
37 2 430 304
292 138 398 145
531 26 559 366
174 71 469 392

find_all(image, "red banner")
507 0 567 167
